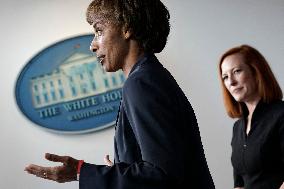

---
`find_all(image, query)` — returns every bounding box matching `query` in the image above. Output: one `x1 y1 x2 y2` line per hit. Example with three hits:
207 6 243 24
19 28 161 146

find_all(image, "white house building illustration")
30 52 125 109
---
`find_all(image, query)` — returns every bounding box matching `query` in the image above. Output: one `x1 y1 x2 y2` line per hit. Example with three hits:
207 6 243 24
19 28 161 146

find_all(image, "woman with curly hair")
25 1 215 188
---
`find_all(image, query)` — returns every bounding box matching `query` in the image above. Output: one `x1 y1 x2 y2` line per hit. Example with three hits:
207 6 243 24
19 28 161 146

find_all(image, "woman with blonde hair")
219 44 284 189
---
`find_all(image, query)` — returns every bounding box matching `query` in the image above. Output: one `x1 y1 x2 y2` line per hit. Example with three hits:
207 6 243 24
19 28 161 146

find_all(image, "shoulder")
122 60 181 110
259 100 284 133
231 119 244 145
232 119 243 133
123 58 177 97
269 100 284 134
122 71 169 104
270 100 284 110
128 57 168 80
123 71 154 96
266 100 284 118
233 117 243 126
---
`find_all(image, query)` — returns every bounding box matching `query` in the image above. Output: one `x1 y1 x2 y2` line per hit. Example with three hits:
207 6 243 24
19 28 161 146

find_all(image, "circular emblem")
15 34 125 133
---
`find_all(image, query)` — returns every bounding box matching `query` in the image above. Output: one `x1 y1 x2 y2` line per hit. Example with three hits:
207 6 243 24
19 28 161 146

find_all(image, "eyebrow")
92 22 99 29
221 67 233 76
221 73 227 77
222 65 243 76
92 20 106 29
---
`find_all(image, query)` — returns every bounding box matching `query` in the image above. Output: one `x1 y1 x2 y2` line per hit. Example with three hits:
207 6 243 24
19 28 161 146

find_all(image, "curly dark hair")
86 0 170 53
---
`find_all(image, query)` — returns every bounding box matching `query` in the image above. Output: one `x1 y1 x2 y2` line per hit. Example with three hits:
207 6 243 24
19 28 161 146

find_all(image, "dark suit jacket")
79 54 215 189
232 100 284 189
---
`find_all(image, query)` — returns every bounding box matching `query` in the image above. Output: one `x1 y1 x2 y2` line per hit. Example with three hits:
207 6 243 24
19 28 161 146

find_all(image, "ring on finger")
43 172 47 178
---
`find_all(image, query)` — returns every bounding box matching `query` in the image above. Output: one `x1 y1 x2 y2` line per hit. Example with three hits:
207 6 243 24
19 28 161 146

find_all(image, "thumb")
104 155 113 166
45 153 65 163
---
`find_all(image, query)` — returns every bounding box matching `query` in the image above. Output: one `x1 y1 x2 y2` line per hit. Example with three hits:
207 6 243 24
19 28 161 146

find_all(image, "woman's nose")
228 76 237 86
90 45 96 52
90 38 98 52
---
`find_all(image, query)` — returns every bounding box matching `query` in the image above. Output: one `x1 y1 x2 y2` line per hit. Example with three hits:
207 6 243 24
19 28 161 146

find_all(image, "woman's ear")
125 31 131 39
123 26 132 40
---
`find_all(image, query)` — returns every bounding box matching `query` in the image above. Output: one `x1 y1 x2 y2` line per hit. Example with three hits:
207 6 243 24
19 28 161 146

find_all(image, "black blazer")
232 100 284 189
79 54 215 189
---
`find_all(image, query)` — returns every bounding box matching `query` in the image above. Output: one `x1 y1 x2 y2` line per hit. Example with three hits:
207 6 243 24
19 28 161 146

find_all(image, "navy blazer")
79 54 215 189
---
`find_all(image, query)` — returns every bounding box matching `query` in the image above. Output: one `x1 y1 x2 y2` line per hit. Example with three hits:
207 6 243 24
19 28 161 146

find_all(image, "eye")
96 30 102 36
222 75 228 81
233 69 242 74
94 28 103 38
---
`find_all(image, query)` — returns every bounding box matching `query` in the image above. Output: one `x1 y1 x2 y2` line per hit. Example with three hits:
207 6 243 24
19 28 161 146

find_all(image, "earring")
125 32 131 39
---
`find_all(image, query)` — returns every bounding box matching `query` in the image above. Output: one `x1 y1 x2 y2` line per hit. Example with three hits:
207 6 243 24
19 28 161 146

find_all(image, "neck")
121 40 145 77
245 96 261 118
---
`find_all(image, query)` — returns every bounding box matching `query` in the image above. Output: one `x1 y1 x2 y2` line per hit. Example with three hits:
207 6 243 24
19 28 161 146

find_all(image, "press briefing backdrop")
0 0 283 188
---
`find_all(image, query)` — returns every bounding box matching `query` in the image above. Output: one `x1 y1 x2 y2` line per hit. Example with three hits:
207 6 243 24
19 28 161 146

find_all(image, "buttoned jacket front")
232 100 284 189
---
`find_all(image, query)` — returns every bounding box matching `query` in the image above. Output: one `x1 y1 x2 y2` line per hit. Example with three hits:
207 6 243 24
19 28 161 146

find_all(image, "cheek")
242 75 256 89
98 37 103 45
248 80 258 93
223 81 230 91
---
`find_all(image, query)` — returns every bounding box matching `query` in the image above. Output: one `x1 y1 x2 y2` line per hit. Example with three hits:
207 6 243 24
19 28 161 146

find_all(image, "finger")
25 164 50 178
45 153 66 163
104 155 113 166
25 164 44 173
25 164 63 182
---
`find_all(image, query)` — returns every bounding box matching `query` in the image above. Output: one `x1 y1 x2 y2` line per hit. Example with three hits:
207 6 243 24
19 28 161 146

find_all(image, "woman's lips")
97 55 105 65
232 87 243 94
